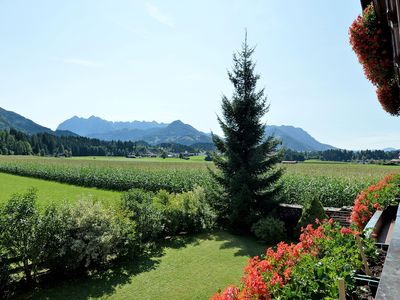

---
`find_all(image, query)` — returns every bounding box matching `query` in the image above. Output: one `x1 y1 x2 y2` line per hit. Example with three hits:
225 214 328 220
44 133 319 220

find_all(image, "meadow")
0 172 121 207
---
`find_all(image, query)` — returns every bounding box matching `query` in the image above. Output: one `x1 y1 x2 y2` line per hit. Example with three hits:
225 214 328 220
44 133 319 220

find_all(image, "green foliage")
251 216 287 244
165 187 216 235
56 200 134 272
121 187 216 245
0 256 10 299
121 189 164 244
204 152 213 161
0 188 38 281
278 223 363 299
212 36 283 231
0 190 136 287
296 192 327 232
0 127 213 157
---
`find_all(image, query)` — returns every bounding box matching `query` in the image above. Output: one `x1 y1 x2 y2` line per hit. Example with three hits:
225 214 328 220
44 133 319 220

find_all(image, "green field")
1 155 400 208
285 161 400 178
17 231 265 300
0 172 121 208
71 155 209 163
2 155 400 176
0 155 212 170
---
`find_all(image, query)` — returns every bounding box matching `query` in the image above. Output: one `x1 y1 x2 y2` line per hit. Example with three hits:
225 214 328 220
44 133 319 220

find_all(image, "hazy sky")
1 0 399 150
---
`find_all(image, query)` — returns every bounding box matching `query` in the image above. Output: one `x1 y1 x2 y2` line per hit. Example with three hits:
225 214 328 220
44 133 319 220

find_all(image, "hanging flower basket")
349 4 400 115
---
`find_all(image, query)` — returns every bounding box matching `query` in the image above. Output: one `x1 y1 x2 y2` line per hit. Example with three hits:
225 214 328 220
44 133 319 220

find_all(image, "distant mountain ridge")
72 120 212 146
265 125 335 152
0 107 77 137
57 115 168 136
0 107 338 151
57 115 336 150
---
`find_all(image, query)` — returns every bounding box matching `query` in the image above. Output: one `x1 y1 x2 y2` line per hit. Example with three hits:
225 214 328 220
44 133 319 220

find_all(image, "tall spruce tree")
212 35 283 232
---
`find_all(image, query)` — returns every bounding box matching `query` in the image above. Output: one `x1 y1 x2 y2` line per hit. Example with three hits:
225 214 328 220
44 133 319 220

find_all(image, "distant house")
282 160 297 164
390 159 400 165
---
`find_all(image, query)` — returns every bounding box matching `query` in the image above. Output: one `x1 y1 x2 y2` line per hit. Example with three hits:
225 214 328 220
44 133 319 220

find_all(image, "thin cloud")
52 57 104 67
145 2 174 28
111 19 150 39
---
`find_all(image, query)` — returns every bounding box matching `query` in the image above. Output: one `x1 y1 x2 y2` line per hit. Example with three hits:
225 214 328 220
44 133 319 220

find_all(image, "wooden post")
355 235 372 276
338 278 346 300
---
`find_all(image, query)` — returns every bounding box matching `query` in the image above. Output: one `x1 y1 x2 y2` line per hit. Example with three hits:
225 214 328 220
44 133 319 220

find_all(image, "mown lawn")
0 172 121 208
17 231 266 300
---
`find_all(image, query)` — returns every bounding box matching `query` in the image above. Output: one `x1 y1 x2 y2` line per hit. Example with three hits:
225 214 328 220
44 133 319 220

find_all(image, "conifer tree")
212 35 283 231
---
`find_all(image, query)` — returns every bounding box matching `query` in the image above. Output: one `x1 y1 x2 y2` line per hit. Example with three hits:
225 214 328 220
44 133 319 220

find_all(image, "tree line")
0 128 206 157
283 148 399 162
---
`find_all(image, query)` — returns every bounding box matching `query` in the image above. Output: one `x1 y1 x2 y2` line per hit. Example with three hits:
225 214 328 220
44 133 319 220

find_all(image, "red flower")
340 227 353 235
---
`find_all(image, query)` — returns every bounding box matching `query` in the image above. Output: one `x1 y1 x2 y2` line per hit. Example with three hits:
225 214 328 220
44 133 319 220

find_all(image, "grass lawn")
17 231 266 300
0 172 121 208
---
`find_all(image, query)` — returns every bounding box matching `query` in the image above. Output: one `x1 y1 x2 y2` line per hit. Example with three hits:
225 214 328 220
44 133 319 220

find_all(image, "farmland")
0 155 399 207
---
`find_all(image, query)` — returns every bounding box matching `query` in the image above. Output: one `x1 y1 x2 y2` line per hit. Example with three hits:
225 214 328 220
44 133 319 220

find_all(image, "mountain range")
0 106 336 151
57 116 211 145
0 107 77 137
57 115 335 151
265 125 335 151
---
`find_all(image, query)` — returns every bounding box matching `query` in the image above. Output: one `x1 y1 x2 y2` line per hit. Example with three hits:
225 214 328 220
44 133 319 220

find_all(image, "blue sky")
0 0 399 150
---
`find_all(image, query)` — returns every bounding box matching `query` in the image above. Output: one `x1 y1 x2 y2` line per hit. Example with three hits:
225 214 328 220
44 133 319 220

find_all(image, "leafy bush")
296 192 327 233
0 188 38 282
121 187 216 244
53 200 135 272
164 187 216 235
251 217 287 244
0 190 137 285
121 189 164 244
33 204 71 273
0 256 10 299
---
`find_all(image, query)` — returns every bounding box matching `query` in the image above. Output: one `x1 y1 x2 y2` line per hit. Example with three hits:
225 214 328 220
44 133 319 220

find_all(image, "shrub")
33 204 71 273
121 187 216 243
0 190 137 284
35 199 137 274
121 189 164 244
296 192 327 233
0 188 38 282
165 187 216 235
58 200 134 272
251 216 287 244
0 256 10 299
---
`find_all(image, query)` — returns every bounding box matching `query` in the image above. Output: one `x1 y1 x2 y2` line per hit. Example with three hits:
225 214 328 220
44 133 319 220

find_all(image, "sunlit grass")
0 172 121 208
17 231 266 300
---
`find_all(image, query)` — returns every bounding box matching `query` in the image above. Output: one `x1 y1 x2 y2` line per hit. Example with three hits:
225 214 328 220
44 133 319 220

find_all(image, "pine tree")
212 35 283 232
